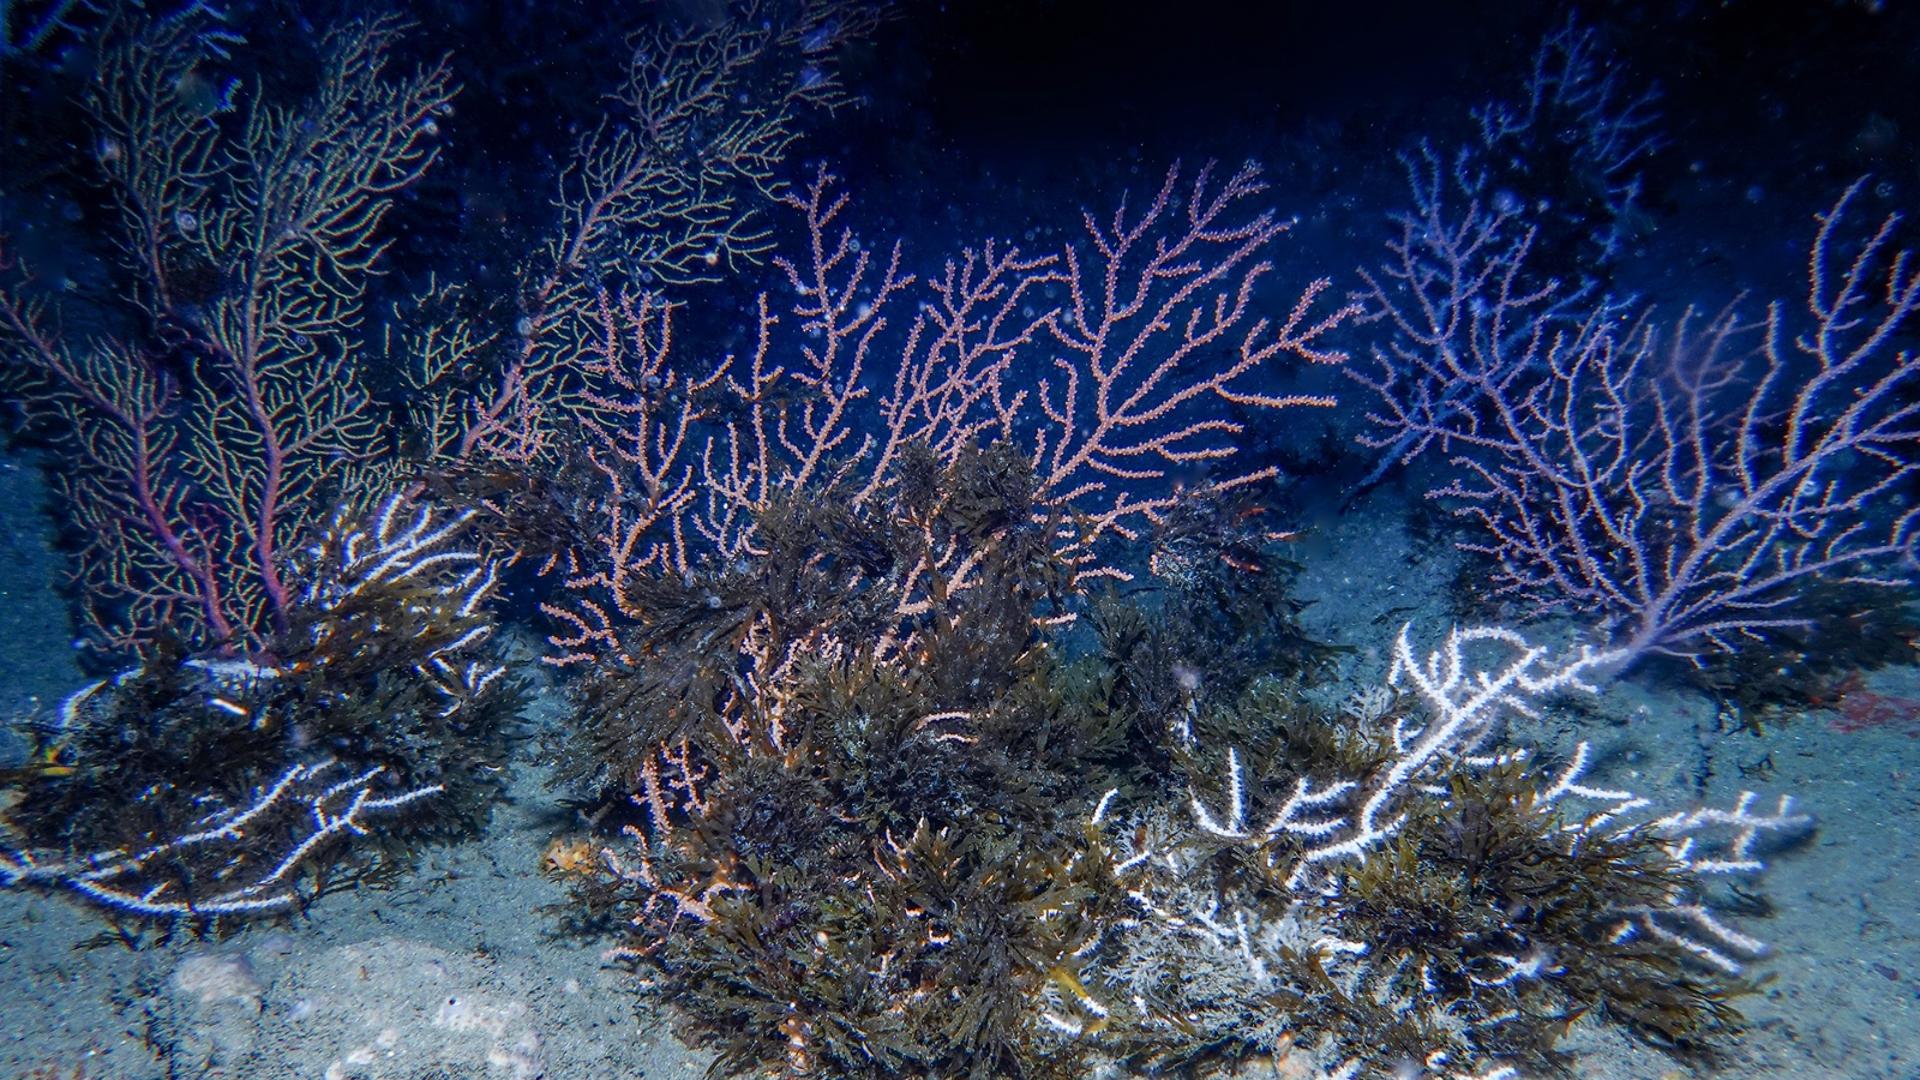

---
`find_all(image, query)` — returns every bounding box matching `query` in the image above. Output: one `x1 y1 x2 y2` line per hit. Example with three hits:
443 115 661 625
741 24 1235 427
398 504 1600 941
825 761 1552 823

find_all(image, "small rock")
172 952 263 1010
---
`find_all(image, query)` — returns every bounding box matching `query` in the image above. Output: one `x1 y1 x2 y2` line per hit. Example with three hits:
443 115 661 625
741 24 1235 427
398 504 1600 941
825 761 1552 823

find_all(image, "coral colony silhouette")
11 2 1918 1077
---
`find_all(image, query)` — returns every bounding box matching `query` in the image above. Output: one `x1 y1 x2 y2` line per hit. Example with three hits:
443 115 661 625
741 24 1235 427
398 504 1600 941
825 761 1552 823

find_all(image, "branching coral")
556 446 1137 1078
0 493 522 926
399 0 890 472
0 8 455 654
516 125 1810 1075
556 492 1806 1078
1066 626 1808 1078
